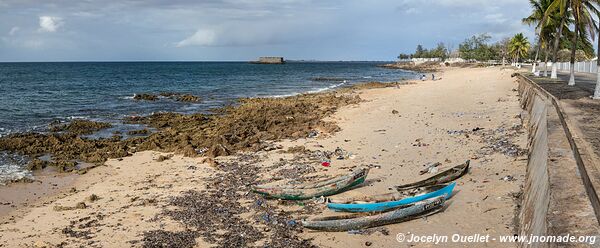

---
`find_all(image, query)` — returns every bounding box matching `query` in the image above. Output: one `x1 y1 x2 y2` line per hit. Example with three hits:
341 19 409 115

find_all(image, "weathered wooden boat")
252 168 369 200
395 160 469 190
302 196 446 231
327 182 455 212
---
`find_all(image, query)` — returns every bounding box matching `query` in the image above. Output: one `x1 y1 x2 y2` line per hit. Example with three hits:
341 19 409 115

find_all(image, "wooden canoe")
327 182 455 212
252 168 369 200
302 196 446 231
395 160 469 190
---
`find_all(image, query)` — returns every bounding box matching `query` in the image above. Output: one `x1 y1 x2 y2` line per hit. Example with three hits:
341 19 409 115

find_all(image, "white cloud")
176 29 217 47
38 16 64 32
8 26 19 36
484 13 507 24
404 7 419 14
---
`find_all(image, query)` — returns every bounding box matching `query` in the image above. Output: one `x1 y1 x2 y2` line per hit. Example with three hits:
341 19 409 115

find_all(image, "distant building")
252 57 285 64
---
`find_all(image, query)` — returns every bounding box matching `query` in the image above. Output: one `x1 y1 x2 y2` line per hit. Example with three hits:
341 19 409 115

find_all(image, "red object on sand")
321 161 330 167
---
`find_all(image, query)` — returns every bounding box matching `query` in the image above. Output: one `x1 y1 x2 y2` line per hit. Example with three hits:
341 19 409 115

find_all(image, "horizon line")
0 59 396 63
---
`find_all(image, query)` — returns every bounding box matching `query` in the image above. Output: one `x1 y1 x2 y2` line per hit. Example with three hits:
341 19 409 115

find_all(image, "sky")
0 0 534 62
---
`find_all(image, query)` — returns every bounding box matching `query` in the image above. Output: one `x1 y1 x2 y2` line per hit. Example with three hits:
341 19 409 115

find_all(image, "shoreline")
0 66 528 247
0 80 404 219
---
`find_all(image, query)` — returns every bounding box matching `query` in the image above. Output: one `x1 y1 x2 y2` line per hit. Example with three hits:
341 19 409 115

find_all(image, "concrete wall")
517 75 600 247
536 61 599 74
518 80 551 247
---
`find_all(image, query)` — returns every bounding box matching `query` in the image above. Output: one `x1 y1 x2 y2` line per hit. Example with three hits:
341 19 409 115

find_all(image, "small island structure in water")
251 56 285 64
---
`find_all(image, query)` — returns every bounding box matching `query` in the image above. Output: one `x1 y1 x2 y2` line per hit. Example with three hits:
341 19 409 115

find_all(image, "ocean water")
0 61 416 183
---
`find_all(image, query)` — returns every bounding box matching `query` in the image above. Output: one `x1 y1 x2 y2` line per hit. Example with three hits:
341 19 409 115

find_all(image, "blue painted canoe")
327 182 455 212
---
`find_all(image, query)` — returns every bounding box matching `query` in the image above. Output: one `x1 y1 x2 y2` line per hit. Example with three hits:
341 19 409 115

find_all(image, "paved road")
527 66 598 94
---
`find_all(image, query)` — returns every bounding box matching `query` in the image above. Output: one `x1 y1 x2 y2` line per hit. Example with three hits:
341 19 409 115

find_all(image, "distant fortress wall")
256 57 285 64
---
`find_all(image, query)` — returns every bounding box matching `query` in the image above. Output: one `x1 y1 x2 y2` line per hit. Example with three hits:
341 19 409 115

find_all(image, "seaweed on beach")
475 125 526 157
142 230 198 248
144 154 316 247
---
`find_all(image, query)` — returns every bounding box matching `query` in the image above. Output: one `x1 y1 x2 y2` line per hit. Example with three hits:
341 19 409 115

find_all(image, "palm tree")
545 0 570 79
562 0 596 85
523 0 552 74
509 33 531 66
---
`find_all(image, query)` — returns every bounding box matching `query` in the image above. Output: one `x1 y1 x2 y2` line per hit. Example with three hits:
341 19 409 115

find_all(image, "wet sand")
0 66 527 247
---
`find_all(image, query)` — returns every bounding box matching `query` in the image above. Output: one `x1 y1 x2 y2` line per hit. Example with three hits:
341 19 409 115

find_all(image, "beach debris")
419 162 441 175
472 127 484 132
53 201 87 212
391 110 399 114
263 143 283 151
200 157 218 167
447 130 466 136
365 241 373 246
285 145 308 154
477 127 526 157
142 230 198 248
483 207 498 213
334 147 352 160
321 161 331 167
195 147 208 155
143 154 316 247
412 138 429 147
307 130 319 138
155 154 173 162
33 240 53 248
87 194 100 202
501 175 516 182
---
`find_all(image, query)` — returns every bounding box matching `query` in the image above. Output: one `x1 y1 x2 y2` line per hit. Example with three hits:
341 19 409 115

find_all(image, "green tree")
432 43 449 60
523 0 553 73
397 53 411 60
509 33 531 65
458 34 494 61
546 0 598 85
567 0 598 85
414 45 425 58
544 0 569 78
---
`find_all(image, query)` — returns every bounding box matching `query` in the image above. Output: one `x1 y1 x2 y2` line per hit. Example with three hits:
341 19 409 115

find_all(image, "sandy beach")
0 66 528 247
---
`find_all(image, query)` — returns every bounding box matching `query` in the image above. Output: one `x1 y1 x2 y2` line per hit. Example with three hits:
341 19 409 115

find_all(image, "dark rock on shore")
0 90 361 174
311 77 348 82
49 120 112 135
127 129 150 135
134 92 201 102
175 94 200 102
134 93 159 101
378 61 440 72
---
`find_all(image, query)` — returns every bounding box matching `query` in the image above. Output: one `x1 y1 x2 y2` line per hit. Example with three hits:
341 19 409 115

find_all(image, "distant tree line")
398 43 449 60
399 33 595 63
